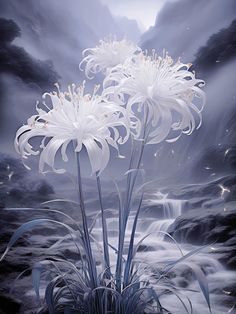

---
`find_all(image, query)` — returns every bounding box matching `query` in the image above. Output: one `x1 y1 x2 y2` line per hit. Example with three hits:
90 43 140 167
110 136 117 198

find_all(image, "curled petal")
39 138 67 174
103 51 206 144
15 83 131 174
83 138 103 174
80 38 141 78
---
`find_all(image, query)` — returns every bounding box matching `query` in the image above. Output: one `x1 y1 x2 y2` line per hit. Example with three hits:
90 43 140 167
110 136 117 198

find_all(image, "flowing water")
93 191 236 314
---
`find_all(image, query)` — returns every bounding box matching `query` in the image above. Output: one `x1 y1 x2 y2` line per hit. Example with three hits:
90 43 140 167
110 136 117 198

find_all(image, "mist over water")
0 1 236 313
90 189 235 314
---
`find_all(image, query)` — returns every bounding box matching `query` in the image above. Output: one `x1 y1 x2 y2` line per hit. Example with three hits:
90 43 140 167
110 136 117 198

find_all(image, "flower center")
147 84 163 101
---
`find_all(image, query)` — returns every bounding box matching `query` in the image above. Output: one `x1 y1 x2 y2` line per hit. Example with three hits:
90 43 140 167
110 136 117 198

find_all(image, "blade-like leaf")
45 275 62 314
164 244 211 273
4 207 79 228
124 168 145 176
32 262 45 302
182 262 211 313
0 218 75 261
42 199 80 206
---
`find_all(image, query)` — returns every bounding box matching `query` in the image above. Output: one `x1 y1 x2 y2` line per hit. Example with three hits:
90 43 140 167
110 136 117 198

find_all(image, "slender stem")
114 138 135 291
125 105 150 220
123 192 143 287
96 173 111 278
115 139 146 292
115 105 150 292
125 139 145 220
124 136 136 216
76 152 97 288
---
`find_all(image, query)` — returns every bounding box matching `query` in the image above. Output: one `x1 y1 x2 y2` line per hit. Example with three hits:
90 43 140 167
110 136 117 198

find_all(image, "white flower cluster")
15 38 206 174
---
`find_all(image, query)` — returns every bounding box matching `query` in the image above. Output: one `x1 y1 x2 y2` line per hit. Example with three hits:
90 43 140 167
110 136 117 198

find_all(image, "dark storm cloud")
0 0 139 87
141 0 236 61
194 20 236 76
0 18 59 91
0 153 54 208
0 0 137 155
0 18 20 43
0 18 60 146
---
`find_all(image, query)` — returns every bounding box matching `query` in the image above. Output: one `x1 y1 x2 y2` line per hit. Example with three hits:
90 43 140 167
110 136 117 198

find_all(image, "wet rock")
0 258 30 275
60 248 81 260
163 175 236 202
141 204 167 219
168 202 236 245
211 245 236 270
0 294 22 313
228 255 236 269
183 196 212 211
167 202 236 270
137 244 156 252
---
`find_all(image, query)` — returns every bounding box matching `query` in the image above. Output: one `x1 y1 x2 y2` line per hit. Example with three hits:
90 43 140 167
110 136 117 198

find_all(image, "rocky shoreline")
0 157 236 313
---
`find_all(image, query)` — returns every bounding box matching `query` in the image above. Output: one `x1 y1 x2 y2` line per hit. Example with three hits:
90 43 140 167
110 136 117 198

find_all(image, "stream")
1 177 236 314
93 191 236 314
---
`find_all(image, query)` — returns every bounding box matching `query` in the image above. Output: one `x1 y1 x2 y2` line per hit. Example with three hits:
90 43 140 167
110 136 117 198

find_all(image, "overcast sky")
100 0 176 31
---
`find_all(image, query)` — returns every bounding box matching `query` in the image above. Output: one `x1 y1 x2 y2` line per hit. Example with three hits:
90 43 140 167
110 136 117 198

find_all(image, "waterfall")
142 191 185 236
92 189 233 314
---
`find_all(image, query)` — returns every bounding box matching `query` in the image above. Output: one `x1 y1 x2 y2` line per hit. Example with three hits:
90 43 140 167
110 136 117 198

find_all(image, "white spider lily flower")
79 38 141 79
15 83 130 174
104 52 206 144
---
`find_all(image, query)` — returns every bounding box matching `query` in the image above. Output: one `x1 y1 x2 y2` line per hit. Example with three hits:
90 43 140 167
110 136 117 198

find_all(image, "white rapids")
92 191 236 314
